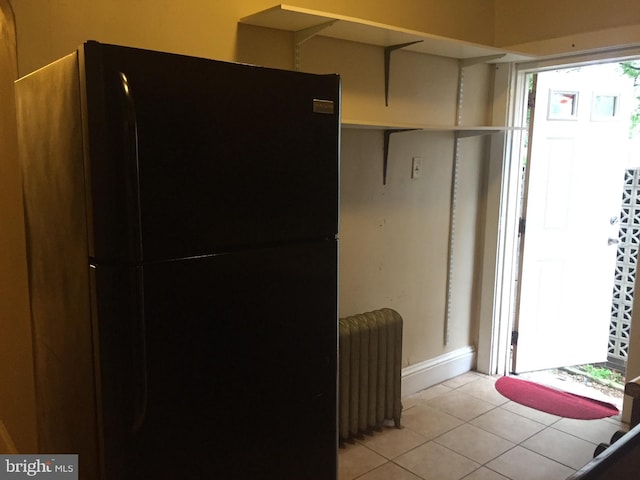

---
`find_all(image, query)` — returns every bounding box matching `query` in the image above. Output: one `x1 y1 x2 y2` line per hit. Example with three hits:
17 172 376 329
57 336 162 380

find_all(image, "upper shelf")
342 119 509 137
240 4 535 63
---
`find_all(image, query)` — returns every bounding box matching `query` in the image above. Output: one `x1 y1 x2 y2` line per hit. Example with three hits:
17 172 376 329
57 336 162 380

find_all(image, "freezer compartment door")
83 42 340 263
117 240 337 479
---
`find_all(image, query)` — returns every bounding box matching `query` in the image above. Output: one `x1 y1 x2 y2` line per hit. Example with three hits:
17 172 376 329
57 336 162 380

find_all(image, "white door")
515 65 630 373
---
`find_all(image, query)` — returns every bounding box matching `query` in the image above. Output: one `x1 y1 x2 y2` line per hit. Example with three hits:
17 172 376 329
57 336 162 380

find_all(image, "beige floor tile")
470 407 546 443
521 427 596 469
500 400 562 426
340 371 627 479
338 443 387 480
394 441 480 480
461 467 510 480
426 391 497 421
358 425 427 459
486 446 575 480
403 384 453 410
458 378 510 406
401 403 464 440
356 462 423 480
602 414 626 428
402 396 421 410
411 384 453 402
435 424 516 464
552 417 625 445
443 372 484 389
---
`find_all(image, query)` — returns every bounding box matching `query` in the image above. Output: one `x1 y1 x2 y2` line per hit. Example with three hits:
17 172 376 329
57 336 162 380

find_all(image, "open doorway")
508 60 640 410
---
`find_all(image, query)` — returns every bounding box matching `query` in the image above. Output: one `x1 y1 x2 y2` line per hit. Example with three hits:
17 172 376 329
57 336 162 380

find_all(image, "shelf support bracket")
384 41 423 106
383 129 419 185
455 129 500 138
460 54 505 68
455 54 504 128
293 20 337 71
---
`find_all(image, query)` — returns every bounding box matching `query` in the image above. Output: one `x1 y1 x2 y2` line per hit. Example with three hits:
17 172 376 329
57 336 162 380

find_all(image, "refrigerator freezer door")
94 240 338 479
82 42 340 263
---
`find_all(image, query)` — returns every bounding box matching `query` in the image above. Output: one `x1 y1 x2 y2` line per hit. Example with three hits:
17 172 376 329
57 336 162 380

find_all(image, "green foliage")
619 61 640 137
620 62 640 83
581 364 624 385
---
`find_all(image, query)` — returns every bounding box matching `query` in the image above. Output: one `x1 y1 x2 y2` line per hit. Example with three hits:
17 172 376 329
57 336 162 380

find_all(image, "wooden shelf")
240 4 535 63
340 121 510 185
342 119 507 136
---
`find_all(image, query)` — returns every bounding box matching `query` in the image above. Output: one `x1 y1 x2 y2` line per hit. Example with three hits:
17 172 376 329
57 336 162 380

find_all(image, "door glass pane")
592 94 619 120
548 91 578 120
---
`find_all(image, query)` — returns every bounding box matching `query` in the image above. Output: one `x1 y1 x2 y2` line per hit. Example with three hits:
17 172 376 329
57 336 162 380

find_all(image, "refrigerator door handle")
131 267 148 433
118 72 144 263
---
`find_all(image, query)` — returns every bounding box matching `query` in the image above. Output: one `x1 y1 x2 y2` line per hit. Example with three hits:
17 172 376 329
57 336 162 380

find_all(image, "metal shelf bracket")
384 41 423 106
455 54 506 128
460 54 505 68
293 20 337 71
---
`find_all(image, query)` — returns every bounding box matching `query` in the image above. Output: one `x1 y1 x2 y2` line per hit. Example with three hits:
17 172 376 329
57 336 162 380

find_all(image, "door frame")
477 46 640 387
508 72 537 374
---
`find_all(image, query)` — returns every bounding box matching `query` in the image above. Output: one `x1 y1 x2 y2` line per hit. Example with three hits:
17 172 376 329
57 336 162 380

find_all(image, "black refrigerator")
15 41 340 480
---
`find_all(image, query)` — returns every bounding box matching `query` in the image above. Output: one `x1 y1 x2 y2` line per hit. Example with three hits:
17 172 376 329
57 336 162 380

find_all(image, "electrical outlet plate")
412 157 421 179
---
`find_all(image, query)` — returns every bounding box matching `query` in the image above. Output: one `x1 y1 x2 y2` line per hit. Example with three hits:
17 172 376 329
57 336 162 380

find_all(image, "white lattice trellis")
609 169 640 370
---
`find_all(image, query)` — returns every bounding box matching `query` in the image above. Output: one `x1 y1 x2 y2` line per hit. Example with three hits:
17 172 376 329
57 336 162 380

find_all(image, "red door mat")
495 376 619 420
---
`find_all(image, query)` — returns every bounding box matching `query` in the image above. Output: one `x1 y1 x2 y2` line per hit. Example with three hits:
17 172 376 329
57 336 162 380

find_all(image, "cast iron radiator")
338 308 403 444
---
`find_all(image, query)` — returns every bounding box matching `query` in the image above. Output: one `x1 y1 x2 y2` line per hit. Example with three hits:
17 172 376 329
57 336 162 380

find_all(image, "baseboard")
401 345 476 397
0 420 18 454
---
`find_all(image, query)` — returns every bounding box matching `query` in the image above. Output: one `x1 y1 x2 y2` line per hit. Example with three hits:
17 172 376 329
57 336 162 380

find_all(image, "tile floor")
338 371 628 480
